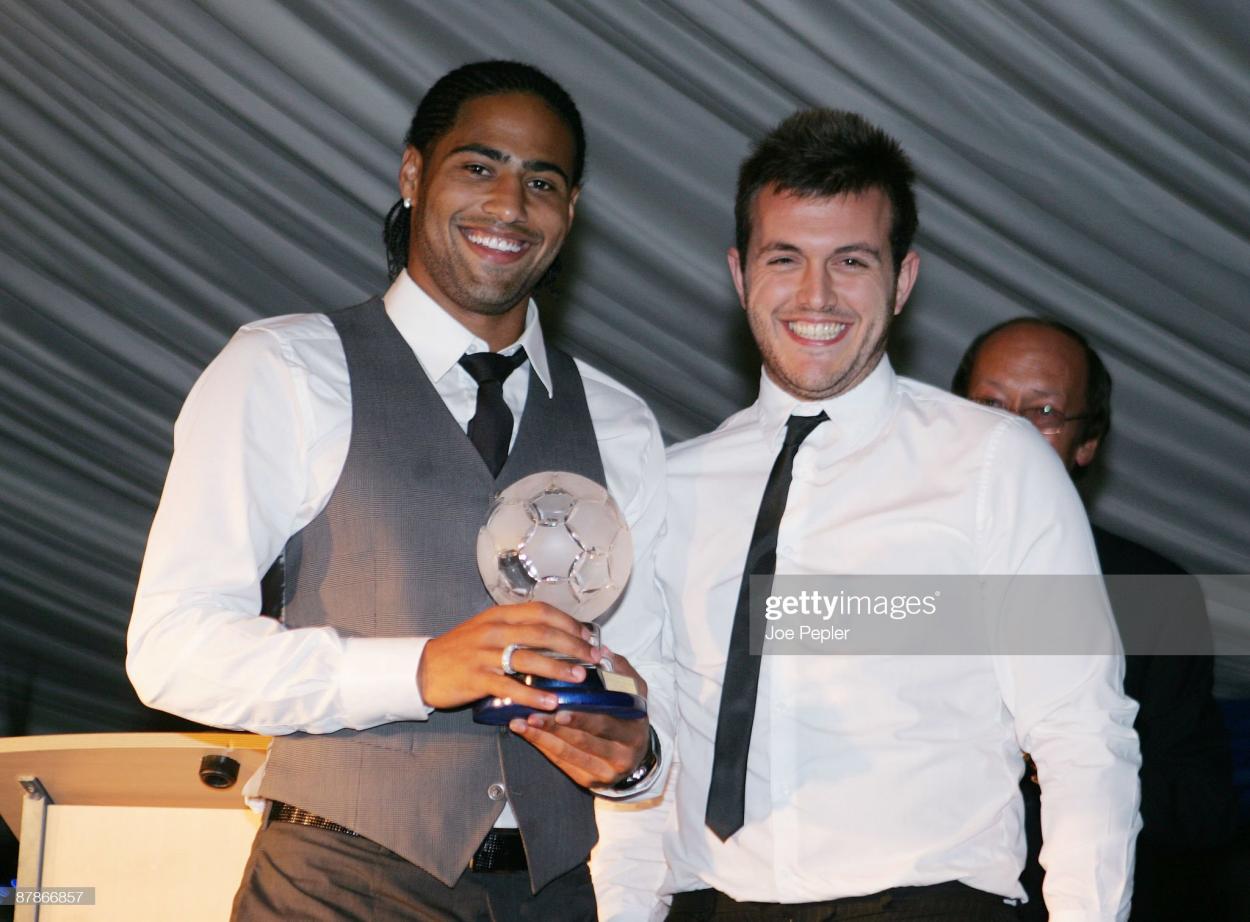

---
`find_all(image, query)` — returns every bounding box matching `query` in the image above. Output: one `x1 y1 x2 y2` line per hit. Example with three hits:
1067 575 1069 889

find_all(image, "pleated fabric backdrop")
2 0 1248 731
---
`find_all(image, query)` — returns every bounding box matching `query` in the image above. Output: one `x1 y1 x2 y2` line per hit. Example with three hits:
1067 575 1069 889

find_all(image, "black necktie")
459 348 528 477
705 411 828 841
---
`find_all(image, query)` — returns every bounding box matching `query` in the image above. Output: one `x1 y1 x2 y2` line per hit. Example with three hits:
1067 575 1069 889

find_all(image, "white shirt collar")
755 356 898 451
381 270 554 397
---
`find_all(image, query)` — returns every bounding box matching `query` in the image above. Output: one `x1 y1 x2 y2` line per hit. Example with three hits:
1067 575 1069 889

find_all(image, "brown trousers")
231 819 596 922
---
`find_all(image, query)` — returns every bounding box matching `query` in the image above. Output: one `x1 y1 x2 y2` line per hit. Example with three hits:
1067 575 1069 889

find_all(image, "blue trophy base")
472 666 647 725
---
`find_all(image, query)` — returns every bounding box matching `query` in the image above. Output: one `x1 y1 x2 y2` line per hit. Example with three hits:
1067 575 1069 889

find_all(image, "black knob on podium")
199 754 240 789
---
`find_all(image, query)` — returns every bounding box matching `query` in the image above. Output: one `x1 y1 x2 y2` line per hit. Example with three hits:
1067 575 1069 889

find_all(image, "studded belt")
268 802 527 872
270 801 360 837
467 828 527 872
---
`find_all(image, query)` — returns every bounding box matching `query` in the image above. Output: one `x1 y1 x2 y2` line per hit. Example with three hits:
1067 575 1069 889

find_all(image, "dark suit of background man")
953 317 1240 921
593 109 1140 922
127 60 671 922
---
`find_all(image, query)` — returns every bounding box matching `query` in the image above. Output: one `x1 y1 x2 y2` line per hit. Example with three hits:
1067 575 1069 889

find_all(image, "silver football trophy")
473 471 647 724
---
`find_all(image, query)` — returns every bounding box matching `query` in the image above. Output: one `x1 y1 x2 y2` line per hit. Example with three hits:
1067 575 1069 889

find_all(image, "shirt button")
487 783 507 801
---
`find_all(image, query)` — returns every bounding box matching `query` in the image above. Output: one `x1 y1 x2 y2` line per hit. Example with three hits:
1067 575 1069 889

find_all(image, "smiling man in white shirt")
128 60 669 921
593 109 1140 922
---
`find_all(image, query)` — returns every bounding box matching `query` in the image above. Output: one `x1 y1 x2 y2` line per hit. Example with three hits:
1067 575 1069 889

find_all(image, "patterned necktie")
705 411 828 841
458 347 528 477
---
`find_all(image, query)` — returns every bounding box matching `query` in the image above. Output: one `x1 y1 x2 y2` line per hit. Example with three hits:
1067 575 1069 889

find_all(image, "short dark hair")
384 60 586 280
734 108 918 275
951 317 1112 447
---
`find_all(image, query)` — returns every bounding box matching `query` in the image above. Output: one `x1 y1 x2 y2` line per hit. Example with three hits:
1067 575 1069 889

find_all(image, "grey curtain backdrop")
2 0 1248 733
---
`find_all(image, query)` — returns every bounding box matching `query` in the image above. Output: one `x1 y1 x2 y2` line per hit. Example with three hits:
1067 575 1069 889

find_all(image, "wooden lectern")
0 733 270 921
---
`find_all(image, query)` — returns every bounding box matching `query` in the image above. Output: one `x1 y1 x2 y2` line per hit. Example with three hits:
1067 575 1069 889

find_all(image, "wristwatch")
610 725 661 792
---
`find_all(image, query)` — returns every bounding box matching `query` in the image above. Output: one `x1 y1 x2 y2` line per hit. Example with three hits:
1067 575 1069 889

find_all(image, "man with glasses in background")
953 317 1239 921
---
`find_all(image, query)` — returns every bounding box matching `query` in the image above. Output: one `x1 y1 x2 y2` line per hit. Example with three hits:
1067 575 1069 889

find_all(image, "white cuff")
338 636 432 727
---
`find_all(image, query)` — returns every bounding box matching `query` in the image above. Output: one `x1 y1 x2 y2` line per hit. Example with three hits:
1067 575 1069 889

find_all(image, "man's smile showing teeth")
787 320 848 342
464 229 528 254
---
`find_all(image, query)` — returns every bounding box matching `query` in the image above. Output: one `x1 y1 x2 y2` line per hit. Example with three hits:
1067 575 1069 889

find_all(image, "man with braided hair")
129 60 669 920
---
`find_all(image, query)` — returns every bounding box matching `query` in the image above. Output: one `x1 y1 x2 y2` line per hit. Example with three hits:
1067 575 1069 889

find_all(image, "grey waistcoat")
259 297 606 892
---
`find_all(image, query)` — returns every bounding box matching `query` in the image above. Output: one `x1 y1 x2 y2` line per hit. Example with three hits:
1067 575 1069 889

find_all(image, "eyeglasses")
973 399 1088 436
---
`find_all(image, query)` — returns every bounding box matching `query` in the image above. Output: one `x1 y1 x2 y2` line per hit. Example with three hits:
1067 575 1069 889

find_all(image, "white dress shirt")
128 271 671 818
592 359 1140 922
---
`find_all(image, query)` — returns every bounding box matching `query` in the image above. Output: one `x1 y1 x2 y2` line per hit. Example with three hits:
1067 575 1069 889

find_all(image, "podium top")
0 732 272 837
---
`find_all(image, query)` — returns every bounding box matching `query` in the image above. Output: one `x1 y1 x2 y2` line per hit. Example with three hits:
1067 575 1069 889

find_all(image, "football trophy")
473 471 647 724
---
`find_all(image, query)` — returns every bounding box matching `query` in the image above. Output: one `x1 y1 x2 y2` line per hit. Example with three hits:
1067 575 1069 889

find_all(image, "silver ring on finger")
501 642 522 677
